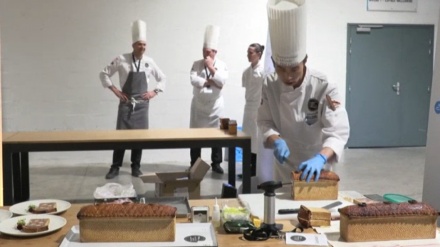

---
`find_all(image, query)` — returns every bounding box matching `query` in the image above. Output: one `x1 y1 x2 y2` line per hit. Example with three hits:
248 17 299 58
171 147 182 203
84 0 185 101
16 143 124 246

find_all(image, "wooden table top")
0 199 295 247
2 129 249 144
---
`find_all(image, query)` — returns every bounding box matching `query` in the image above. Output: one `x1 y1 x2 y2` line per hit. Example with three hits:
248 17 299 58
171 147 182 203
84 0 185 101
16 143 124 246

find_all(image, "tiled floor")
28 147 426 202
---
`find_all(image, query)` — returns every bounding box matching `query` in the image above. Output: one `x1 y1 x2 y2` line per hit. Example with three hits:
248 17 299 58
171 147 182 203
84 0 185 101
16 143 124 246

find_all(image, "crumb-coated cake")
77 203 177 242
338 200 438 242
291 170 339 200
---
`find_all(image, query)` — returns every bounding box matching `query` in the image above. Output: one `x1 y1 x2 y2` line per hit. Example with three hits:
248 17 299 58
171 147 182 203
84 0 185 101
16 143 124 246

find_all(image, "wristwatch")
153 89 161 94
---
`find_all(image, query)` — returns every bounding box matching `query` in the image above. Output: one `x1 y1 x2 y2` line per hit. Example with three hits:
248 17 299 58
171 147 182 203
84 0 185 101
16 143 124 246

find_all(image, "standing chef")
99 20 166 179
242 43 265 177
189 25 229 174
258 0 349 183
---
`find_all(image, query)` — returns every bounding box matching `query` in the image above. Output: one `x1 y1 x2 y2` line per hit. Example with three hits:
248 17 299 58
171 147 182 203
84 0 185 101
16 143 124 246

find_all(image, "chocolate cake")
291 170 339 200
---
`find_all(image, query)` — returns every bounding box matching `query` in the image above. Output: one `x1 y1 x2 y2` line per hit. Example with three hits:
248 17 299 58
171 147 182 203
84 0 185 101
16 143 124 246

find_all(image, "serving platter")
60 223 218 246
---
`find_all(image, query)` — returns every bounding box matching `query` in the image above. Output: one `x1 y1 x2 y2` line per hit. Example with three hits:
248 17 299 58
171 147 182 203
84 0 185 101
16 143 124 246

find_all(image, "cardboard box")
140 158 210 199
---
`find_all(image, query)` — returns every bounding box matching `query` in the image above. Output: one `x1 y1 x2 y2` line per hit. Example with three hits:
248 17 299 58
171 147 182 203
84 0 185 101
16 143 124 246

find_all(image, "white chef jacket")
99 53 166 92
189 58 228 128
257 67 350 183
242 61 265 153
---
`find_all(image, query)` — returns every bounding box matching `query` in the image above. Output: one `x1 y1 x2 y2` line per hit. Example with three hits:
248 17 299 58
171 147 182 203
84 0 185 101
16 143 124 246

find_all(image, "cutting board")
238 192 353 220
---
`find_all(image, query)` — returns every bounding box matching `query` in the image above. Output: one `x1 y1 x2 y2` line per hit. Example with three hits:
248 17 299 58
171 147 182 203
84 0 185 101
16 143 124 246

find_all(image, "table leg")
12 153 22 203
242 141 252 194
20 152 30 201
2 150 14 206
228 147 236 187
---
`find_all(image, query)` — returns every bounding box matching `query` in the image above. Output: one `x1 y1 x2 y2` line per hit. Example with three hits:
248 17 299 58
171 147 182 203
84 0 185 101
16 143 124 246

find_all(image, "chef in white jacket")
258 0 349 183
189 25 228 174
99 20 166 179
242 43 265 177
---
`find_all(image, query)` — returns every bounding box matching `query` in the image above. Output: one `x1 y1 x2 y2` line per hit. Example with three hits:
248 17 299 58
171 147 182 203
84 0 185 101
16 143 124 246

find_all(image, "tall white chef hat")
267 0 307 67
132 19 147 44
203 25 220 50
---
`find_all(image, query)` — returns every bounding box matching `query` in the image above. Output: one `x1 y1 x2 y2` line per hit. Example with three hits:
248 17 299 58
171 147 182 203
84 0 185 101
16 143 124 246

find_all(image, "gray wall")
1 0 439 133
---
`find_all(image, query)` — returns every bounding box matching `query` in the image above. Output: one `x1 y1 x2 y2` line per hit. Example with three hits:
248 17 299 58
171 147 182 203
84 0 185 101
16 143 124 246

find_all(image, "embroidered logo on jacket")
308 99 319 111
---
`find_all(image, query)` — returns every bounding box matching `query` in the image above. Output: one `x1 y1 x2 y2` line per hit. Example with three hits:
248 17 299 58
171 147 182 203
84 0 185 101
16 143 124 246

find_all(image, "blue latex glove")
297 154 327 183
273 139 290 164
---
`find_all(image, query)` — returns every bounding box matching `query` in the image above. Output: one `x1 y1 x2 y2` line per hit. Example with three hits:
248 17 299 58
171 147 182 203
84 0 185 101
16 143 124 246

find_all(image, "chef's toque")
267 0 307 67
132 20 147 44
203 25 220 50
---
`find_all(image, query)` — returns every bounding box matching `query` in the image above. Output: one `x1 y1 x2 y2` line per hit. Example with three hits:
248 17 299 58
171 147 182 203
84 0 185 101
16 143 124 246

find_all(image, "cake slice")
29 202 57 214
21 218 50 233
297 205 331 228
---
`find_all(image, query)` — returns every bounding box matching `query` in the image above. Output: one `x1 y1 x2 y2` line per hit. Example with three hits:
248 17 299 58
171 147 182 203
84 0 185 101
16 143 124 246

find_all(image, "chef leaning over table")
257 0 350 184
99 20 166 180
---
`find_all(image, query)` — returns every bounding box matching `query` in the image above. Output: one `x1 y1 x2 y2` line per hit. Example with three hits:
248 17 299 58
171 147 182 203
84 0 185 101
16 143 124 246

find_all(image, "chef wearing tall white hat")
99 19 166 179
189 25 229 174
257 0 350 184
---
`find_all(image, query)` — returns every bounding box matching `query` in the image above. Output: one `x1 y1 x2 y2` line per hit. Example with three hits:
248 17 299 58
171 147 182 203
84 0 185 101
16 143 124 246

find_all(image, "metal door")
346 24 433 147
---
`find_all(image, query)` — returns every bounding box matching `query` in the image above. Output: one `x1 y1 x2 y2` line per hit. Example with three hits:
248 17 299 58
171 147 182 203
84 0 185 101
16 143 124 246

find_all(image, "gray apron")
116 55 149 129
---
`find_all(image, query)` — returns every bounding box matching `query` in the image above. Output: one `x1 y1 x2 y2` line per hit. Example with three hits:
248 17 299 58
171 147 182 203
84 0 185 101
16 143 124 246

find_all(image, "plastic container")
212 198 221 228
383 193 415 203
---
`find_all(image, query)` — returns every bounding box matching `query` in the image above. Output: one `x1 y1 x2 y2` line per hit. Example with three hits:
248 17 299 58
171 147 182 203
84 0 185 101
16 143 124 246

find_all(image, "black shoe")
105 167 119 179
211 163 224 174
131 168 143 177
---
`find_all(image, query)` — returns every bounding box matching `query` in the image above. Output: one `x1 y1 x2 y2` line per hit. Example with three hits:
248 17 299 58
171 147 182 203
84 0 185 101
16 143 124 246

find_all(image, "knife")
278 201 343 214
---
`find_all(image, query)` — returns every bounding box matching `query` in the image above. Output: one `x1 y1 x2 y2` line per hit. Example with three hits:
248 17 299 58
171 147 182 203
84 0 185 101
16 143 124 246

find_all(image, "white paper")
285 232 328 246
93 183 136 199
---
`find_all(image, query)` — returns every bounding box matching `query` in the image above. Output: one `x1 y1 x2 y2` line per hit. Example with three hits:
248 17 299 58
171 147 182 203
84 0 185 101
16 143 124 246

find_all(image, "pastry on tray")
77 203 177 242
338 201 438 242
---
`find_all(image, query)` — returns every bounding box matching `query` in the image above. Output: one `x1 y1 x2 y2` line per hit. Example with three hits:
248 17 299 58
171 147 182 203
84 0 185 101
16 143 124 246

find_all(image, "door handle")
392 82 400 95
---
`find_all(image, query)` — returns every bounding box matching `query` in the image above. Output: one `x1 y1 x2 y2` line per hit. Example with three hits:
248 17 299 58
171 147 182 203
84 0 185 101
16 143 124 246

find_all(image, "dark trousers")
190 147 222 166
111 149 142 169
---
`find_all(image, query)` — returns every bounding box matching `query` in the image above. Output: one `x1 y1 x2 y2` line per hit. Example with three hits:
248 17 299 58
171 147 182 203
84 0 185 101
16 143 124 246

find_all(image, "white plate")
9 199 71 215
0 214 67 237
0 209 13 222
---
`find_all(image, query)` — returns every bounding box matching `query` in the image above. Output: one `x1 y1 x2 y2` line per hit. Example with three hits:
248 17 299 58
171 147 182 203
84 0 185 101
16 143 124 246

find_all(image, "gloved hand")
297 154 327 183
273 139 290 164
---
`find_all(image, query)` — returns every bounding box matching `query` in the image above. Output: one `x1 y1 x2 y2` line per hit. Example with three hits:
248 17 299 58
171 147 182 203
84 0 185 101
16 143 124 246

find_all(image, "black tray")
143 196 191 218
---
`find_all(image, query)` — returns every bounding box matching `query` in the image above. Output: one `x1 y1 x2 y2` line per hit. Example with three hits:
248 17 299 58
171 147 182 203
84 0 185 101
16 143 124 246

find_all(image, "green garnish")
28 204 36 211
17 219 26 230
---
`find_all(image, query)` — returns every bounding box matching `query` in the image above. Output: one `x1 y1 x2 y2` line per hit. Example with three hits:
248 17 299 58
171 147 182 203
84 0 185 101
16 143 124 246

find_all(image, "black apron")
116 55 149 129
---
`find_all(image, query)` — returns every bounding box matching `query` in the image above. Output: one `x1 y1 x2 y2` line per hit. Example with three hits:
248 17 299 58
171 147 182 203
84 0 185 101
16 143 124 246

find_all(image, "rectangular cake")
297 205 331 228
21 218 50 233
77 203 177 242
29 202 57 214
291 170 339 200
338 201 438 242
